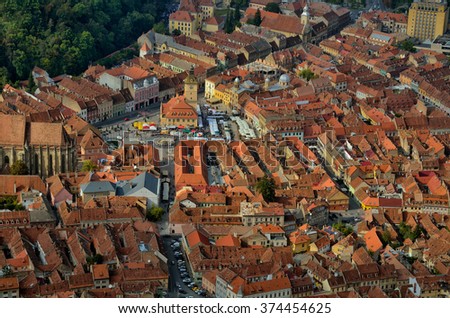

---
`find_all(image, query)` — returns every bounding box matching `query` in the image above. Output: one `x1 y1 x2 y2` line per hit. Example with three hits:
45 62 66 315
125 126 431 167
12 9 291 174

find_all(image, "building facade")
407 0 449 41
0 115 76 178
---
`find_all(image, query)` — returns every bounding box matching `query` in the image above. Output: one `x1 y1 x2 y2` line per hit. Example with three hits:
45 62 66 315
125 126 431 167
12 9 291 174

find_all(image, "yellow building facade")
169 11 198 36
407 0 449 41
184 66 199 106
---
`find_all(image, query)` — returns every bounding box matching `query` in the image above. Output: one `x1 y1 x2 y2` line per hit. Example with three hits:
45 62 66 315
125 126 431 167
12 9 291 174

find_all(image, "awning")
178 125 185 129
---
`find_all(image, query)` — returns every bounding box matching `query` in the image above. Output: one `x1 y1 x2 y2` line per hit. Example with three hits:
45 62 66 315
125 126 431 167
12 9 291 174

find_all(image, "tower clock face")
189 85 193 89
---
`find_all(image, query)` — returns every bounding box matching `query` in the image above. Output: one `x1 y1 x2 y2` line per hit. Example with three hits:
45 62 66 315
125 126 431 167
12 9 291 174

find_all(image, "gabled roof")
186 229 210 248
364 228 383 253
0 114 26 145
80 181 115 194
120 172 160 196
0 175 46 195
215 234 241 247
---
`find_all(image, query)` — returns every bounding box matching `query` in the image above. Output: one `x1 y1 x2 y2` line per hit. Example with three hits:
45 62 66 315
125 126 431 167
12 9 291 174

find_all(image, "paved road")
161 236 203 298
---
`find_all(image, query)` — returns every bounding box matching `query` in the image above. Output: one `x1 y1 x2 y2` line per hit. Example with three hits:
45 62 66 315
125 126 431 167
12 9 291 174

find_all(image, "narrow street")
160 236 203 298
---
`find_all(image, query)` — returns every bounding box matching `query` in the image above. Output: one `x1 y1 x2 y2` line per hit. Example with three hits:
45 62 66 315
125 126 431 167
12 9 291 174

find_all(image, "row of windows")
0 218 28 225
254 290 290 298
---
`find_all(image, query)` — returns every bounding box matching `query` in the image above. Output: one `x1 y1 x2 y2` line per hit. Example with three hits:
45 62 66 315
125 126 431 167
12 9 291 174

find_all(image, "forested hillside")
0 0 168 86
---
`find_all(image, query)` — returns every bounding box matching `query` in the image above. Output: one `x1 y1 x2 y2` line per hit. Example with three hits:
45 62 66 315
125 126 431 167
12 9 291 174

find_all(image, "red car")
124 118 129 121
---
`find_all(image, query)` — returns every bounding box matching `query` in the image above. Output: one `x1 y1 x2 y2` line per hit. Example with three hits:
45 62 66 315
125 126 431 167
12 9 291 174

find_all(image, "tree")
27 70 36 93
171 29 181 36
81 160 98 172
86 254 103 265
299 68 317 82
146 205 164 222
234 3 241 26
0 0 168 84
10 160 28 175
333 222 354 236
265 2 281 13
153 21 167 34
224 7 234 33
255 177 276 202
253 9 262 26
398 222 422 241
381 230 392 247
398 39 416 53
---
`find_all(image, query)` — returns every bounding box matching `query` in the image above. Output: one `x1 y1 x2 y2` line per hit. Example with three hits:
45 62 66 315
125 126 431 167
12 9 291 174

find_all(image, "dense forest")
0 0 169 86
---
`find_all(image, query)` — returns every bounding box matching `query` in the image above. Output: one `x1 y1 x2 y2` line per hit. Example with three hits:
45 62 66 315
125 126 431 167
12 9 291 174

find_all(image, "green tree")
264 2 281 13
171 29 181 36
81 160 98 172
27 70 36 93
146 205 164 222
234 3 241 27
0 0 167 83
381 230 392 247
398 222 422 241
255 177 276 202
10 160 29 175
86 254 104 265
224 7 234 33
253 9 262 26
333 222 354 236
398 39 417 53
0 67 9 88
299 68 317 82
153 21 167 35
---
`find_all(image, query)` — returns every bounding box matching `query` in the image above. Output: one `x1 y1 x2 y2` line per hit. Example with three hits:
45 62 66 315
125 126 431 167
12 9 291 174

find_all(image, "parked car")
178 288 186 294
183 278 191 283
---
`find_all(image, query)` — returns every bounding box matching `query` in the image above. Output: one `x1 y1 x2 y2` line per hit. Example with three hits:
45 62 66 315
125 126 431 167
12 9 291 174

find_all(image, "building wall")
99 73 122 91
0 288 19 298
0 145 76 179
160 116 197 128
407 2 449 41
184 83 198 106
125 187 160 208
170 19 195 36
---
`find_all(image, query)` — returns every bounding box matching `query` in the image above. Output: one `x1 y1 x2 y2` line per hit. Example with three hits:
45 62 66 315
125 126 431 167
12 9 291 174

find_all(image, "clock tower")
183 65 198 106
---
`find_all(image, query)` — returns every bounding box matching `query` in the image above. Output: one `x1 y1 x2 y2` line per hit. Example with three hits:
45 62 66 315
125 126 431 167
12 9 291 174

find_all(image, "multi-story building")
169 11 196 37
0 277 19 298
407 0 449 41
0 114 76 178
169 0 215 36
183 66 199 106
99 66 159 110
160 96 198 129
